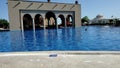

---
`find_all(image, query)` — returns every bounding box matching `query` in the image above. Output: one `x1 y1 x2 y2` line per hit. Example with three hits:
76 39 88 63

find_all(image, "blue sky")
0 0 120 21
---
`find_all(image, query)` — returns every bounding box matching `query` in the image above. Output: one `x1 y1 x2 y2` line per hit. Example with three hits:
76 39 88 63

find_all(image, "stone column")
21 13 24 39
55 14 58 29
21 13 24 31
73 16 75 28
43 18 46 30
32 18 35 32
32 18 36 41
64 15 67 28
55 18 58 29
65 18 67 28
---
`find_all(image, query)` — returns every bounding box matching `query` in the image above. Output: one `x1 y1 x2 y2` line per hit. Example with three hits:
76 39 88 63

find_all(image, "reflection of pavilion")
8 0 81 31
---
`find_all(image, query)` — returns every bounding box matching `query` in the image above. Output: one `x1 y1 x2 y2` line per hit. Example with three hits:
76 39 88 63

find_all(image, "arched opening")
57 14 65 28
45 11 56 29
66 15 73 27
34 14 44 29
23 14 33 30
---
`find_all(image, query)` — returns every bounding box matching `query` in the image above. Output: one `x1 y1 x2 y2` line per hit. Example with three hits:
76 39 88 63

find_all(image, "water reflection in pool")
1 26 120 52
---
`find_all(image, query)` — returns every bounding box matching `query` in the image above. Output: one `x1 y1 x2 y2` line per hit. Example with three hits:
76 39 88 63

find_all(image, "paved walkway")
0 51 120 68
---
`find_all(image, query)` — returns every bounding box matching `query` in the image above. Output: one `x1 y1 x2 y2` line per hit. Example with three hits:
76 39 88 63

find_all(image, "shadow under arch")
34 14 44 29
45 11 56 29
23 14 33 30
66 15 73 27
57 14 65 28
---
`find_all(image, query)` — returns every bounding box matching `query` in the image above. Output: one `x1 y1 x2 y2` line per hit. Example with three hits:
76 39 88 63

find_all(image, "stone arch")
45 11 56 29
23 14 33 30
66 15 73 27
57 14 65 28
34 14 44 29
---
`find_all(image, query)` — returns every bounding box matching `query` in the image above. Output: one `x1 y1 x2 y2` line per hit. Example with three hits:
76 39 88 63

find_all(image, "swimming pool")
1 26 120 52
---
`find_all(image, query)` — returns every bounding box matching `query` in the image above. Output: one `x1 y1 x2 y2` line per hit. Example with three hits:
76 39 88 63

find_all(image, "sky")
0 0 120 21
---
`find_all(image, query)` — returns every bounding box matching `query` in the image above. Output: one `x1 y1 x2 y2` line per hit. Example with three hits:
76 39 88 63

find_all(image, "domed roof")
96 14 103 18
92 14 104 21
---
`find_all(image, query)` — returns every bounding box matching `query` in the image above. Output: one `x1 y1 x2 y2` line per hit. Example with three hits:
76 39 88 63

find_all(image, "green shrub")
0 19 9 29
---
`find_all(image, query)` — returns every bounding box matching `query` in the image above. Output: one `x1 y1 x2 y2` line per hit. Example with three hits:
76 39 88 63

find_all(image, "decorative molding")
52 4 58 9
61 4 67 9
37 3 44 9
70 5 75 10
26 3 33 9
13 2 20 8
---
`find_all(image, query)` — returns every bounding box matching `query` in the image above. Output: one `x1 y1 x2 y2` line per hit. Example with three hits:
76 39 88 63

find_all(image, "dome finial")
47 0 51 2
75 0 78 4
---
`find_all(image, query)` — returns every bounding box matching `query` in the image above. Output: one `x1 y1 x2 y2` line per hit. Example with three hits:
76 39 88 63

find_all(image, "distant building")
8 0 81 30
90 14 110 24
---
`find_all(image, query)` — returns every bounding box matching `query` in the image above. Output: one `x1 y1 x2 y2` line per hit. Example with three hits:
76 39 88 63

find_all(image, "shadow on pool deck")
0 51 120 68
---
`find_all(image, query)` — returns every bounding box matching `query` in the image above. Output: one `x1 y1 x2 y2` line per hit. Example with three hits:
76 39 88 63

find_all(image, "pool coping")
0 51 120 56
1 51 120 68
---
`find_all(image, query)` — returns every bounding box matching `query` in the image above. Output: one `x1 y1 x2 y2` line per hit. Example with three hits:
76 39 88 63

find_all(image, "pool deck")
0 51 120 68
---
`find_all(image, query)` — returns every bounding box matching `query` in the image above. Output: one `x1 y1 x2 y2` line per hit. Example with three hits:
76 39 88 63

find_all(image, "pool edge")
1 51 120 56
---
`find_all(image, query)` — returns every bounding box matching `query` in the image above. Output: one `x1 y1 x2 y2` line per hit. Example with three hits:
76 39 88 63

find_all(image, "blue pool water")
1 26 120 52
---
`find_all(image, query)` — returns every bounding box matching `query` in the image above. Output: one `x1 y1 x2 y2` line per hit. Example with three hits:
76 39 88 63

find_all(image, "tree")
0 19 9 29
114 19 120 26
81 16 89 25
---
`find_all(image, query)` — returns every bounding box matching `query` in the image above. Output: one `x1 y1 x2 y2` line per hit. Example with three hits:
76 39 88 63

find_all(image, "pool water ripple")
1 26 120 52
